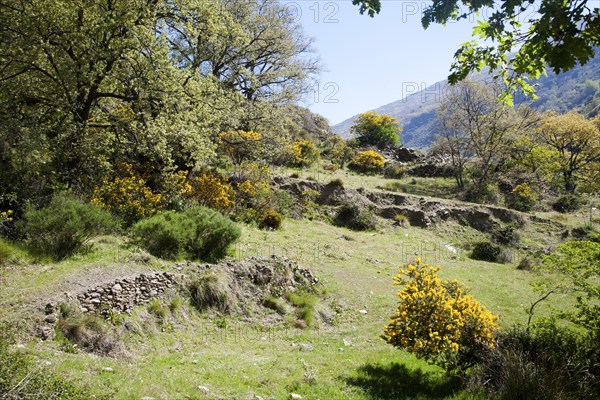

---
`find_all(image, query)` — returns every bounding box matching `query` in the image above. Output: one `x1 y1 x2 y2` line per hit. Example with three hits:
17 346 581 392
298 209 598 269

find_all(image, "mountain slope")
332 54 600 149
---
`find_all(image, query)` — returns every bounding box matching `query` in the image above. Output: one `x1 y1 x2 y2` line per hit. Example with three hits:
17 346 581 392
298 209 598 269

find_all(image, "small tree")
350 112 402 149
383 259 498 373
538 112 600 193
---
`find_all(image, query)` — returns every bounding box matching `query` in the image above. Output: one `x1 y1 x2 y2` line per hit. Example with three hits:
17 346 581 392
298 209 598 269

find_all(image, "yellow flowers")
0 210 13 223
383 258 499 372
348 150 385 174
285 139 319 167
91 164 163 224
189 172 234 209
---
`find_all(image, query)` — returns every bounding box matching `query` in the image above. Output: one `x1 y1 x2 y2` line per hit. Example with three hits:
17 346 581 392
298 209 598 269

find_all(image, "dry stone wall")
75 272 178 315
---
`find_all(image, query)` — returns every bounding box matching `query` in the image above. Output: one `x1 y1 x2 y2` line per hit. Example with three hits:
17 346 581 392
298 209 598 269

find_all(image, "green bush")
552 193 581 213
383 161 407 179
132 205 240 261
328 178 344 187
470 241 502 263
19 193 119 260
492 225 521 246
258 208 283 230
334 202 378 231
131 211 195 259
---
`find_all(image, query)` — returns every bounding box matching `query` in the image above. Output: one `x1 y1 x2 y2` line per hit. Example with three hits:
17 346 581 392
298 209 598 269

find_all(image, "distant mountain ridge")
331 54 600 150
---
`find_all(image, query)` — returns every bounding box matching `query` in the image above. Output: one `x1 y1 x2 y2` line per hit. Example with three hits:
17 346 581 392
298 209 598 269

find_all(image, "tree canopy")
350 112 402 149
353 0 600 102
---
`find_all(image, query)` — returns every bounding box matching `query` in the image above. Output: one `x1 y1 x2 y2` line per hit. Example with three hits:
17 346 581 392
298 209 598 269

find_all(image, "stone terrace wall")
76 272 179 315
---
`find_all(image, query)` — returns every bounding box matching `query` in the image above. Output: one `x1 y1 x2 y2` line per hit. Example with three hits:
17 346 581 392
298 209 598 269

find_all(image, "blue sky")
294 1 479 124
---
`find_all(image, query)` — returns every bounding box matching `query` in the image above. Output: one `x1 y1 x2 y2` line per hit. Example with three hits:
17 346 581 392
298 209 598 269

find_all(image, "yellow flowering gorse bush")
91 164 163 224
285 139 319 167
383 258 498 372
189 171 235 210
349 150 385 174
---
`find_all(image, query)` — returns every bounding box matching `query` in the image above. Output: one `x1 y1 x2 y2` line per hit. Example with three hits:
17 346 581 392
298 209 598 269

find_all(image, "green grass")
0 212 576 398
277 164 460 200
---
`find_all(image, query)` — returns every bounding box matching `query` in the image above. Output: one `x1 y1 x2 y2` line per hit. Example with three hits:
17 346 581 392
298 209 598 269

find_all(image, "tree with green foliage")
541 241 600 341
350 112 402 149
352 0 600 103
537 112 600 193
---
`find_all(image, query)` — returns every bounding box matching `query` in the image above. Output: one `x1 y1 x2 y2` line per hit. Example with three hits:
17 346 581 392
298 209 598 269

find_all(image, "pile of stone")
75 272 178 315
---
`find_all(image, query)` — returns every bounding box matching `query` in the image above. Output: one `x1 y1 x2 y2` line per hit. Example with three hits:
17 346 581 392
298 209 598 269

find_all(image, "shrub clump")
470 323 599 400
383 259 498 373
348 150 385 174
507 183 538 212
258 208 283 230
383 161 407 179
333 202 378 231
132 205 240 261
19 193 119 260
552 193 581 213
470 241 503 263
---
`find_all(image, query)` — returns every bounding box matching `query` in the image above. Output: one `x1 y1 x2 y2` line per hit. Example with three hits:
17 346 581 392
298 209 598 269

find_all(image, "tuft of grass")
286 290 318 327
189 273 233 314
147 299 169 322
263 295 289 315
56 313 123 356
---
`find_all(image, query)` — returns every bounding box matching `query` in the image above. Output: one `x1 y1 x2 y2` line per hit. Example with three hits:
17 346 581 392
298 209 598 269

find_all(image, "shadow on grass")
345 362 463 400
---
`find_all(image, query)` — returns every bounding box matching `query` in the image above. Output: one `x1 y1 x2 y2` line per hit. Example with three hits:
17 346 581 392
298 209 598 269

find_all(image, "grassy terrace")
1 212 569 399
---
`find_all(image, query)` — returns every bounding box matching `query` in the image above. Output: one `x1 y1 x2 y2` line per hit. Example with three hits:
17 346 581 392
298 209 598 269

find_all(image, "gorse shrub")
470 241 503 263
507 183 538 212
91 163 163 224
132 205 240 261
189 171 235 210
285 139 319 167
19 193 119 260
258 208 283 230
348 150 385 174
383 259 498 373
333 202 378 231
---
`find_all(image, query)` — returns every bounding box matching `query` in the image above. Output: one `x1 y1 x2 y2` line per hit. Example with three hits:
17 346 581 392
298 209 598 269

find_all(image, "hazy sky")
294 1 479 124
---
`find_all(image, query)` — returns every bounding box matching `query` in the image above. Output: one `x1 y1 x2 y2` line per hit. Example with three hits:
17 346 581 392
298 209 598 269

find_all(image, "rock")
197 386 210 393
299 343 314 351
38 326 53 340
140 397 155 400
44 315 56 324
112 283 123 292
290 394 303 399
343 338 352 346
44 303 55 315
358 309 368 315
101 367 114 372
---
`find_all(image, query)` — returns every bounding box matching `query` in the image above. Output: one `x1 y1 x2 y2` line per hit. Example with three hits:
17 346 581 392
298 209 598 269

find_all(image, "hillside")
332 53 600 149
